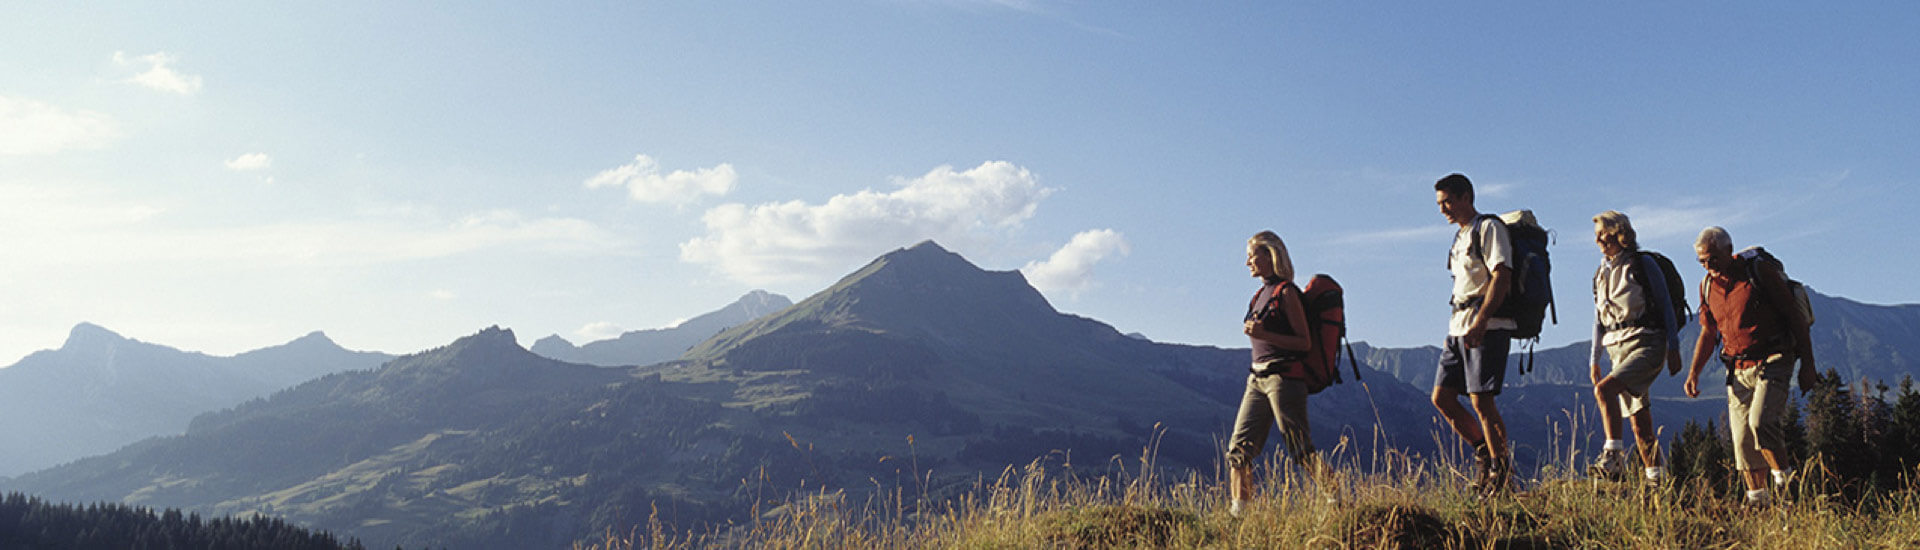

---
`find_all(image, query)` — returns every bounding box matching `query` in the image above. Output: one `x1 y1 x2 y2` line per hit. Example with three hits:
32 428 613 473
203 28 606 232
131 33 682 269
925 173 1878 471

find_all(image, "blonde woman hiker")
1226 230 1332 517
1684 226 1819 505
1586 211 1685 483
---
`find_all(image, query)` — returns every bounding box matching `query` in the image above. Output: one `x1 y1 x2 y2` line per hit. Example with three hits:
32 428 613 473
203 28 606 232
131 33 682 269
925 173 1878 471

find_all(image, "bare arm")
1685 280 1719 398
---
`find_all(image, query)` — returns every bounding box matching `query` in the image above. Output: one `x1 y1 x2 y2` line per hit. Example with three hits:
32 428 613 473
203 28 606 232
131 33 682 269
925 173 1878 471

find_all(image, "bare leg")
1629 408 1661 468
1431 386 1486 445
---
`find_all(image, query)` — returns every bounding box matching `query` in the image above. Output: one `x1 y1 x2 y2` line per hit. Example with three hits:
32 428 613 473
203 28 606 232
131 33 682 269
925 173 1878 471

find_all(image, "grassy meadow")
569 425 1920 549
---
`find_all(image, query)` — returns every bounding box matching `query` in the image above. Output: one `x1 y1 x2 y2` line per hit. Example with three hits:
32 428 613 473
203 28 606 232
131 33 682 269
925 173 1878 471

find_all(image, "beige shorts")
1603 331 1667 417
1728 354 1795 471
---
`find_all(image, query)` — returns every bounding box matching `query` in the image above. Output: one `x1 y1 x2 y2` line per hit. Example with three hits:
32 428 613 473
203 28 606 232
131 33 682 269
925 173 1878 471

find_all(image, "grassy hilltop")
576 445 1920 550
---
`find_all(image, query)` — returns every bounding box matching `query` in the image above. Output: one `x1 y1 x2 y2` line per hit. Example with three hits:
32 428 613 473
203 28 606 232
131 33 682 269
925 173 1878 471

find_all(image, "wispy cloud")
0 186 623 269
680 160 1053 285
113 51 203 95
1022 229 1129 298
1616 201 1756 243
1333 224 1457 245
0 96 120 156
574 321 624 342
584 154 736 206
224 152 272 172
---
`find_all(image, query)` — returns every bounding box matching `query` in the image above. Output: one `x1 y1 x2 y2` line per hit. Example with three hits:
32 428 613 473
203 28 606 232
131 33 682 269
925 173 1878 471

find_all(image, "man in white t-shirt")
1432 173 1516 496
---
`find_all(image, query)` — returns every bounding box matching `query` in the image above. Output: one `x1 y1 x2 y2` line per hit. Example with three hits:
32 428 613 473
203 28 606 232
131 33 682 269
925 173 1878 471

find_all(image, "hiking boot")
1587 449 1629 480
1476 457 1514 499
1464 446 1494 492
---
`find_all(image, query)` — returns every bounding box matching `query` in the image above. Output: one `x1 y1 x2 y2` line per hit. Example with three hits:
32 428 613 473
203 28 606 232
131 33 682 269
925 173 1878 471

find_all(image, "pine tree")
1669 419 1735 496
1885 376 1920 489
1804 369 1874 501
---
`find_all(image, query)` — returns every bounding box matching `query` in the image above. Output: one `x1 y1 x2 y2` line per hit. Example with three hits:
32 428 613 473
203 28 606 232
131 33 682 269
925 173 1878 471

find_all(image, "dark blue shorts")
1436 331 1512 395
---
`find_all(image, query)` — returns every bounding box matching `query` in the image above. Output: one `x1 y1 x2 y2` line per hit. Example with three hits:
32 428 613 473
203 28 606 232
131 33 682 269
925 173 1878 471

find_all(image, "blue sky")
1 2 1915 365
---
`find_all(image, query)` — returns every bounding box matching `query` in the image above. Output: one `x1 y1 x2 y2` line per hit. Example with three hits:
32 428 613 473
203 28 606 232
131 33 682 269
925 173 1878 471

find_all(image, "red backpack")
1299 274 1363 394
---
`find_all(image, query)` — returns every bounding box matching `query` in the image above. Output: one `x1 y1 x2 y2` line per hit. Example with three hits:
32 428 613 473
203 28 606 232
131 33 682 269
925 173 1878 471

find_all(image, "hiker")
1431 173 1515 495
1684 226 1819 505
1586 211 1684 483
1227 230 1328 517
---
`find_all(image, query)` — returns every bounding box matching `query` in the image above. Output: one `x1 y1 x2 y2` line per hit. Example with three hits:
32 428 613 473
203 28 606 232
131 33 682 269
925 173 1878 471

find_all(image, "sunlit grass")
575 424 1920 549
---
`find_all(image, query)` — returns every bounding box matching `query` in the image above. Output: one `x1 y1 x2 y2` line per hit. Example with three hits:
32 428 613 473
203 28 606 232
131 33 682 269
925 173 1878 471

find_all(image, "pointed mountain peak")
287 331 338 347
885 240 972 266
730 290 793 315
686 241 1064 360
62 322 127 350
534 334 575 349
462 325 520 348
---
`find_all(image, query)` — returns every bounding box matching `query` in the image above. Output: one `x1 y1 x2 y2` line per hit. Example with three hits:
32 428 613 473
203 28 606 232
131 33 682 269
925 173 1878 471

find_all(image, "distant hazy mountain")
530 290 792 367
0 324 393 477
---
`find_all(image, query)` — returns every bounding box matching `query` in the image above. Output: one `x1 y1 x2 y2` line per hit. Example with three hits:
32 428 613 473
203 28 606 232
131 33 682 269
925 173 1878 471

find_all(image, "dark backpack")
1464 211 1557 339
1461 211 1556 374
1298 274 1363 394
1736 246 1815 326
1596 250 1691 333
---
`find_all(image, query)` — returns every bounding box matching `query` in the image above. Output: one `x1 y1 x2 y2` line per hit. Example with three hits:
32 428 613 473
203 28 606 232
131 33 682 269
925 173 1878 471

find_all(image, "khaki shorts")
1226 370 1315 468
1728 354 1795 471
1603 331 1667 417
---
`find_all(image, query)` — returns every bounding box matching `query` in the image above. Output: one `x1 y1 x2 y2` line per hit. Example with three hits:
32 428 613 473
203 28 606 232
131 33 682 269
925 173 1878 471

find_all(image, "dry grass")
575 428 1920 550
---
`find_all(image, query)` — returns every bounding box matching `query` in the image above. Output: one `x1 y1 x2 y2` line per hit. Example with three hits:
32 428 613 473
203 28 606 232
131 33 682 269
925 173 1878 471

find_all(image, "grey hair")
1696 226 1733 252
1592 210 1639 250
1248 230 1295 283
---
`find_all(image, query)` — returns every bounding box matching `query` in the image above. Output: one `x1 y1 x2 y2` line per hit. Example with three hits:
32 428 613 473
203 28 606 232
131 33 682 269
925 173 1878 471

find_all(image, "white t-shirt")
1449 216 1517 337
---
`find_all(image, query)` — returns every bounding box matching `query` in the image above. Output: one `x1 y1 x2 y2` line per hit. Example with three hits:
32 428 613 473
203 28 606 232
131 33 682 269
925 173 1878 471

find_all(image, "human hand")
1684 374 1700 398
1797 363 1820 395
1589 363 1603 386
1243 320 1259 337
1464 323 1486 349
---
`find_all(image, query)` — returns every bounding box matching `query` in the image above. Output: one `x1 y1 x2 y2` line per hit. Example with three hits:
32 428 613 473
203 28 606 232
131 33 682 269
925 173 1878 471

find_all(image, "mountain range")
3 241 1914 549
530 290 792 367
0 325 392 477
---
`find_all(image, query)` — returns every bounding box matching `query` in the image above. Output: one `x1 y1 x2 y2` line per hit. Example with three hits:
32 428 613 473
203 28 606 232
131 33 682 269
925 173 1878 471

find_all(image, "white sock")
1229 499 1247 517
1645 467 1666 481
1772 469 1793 485
1603 439 1627 451
1747 488 1771 503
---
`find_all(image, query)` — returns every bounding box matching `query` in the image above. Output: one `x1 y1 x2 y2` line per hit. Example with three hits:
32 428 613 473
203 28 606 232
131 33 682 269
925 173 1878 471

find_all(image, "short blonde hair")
1248 230 1295 283
1696 226 1733 252
1592 210 1638 250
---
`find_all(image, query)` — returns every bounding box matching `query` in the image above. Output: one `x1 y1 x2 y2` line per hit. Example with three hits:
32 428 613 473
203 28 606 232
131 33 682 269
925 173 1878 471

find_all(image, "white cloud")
1622 202 1758 242
679 161 1054 284
574 321 625 342
1022 229 1129 298
0 186 623 269
225 153 272 172
0 96 120 156
114 51 203 95
585 154 736 205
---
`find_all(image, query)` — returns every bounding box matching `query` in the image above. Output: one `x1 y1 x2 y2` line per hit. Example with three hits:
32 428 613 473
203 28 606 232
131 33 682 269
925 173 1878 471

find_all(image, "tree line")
0 492 380 550
1670 371 1920 503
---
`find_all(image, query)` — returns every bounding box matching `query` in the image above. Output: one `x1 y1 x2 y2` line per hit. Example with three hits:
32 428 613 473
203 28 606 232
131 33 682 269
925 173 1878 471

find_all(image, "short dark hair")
1434 173 1474 201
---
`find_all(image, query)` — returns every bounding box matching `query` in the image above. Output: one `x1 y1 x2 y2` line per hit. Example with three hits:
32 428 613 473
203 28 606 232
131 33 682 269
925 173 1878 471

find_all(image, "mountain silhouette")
531 290 792 366
0 324 392 477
